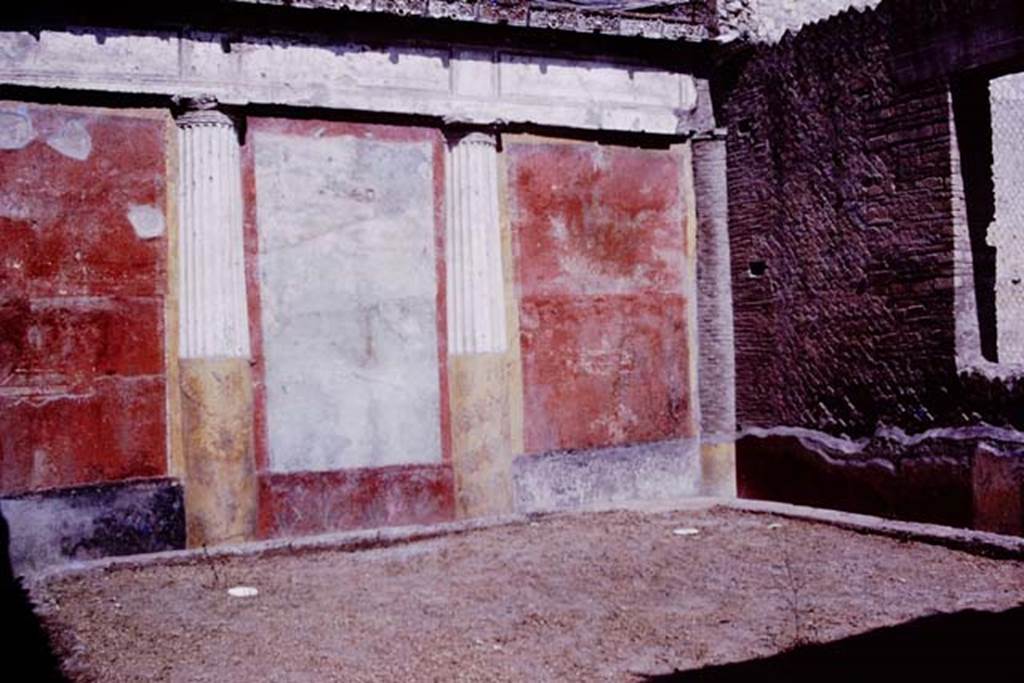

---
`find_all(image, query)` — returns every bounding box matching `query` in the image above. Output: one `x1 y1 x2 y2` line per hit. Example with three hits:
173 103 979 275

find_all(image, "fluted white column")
174 97 257 548
445 131 507 355
176 98 250 360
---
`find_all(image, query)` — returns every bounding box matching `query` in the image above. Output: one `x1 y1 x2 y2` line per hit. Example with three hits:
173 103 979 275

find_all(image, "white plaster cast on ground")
255 131 442 472
0 31 706 136
446 132 507 355
177 105 251 359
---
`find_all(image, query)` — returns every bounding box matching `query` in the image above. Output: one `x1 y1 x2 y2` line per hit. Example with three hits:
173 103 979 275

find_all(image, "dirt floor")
33 507 1024 682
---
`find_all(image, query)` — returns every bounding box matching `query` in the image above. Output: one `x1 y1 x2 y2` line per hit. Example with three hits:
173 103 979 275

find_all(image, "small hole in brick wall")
748 260 767 278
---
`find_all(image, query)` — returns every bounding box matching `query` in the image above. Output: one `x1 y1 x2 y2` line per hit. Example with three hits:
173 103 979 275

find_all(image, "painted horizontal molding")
446 132 507 355
0 31 709 135
176 100 251 359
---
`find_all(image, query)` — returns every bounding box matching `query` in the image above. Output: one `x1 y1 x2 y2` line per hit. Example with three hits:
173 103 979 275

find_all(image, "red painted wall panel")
0 378 166 493
520 294 690 451
509 141 693 455
0 103 168 495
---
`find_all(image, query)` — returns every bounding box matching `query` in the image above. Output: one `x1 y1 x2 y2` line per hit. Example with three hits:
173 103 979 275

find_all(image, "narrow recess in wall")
955 69 1024 367
952 77 998 363
748 260 767 278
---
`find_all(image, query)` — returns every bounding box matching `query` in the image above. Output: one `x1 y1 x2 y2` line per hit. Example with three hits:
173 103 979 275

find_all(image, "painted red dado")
509 141 693 454
0 103 168 495
257 465 455 538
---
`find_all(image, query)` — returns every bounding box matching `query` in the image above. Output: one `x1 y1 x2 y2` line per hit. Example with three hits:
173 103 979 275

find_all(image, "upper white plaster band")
0 31 704 136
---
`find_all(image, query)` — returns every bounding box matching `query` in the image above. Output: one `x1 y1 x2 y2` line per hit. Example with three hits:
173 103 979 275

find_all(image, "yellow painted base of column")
701 442 737 497
449 354 516 517
179 357 258 548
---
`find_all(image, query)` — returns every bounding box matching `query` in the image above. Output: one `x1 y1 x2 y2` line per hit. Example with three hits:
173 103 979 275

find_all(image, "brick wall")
722 0 1024 528
725 5 959 436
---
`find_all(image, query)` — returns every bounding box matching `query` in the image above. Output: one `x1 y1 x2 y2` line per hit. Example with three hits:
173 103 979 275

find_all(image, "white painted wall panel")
255 131 442 472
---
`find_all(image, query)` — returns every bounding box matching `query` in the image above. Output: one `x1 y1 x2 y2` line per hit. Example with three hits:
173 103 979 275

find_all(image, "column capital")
173 95 235 129
444 126 500 149
454 131 498 148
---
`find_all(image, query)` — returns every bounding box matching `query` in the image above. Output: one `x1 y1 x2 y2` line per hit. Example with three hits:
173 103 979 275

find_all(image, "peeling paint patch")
46 119 92 160
0 109 34 150
127 204 165 239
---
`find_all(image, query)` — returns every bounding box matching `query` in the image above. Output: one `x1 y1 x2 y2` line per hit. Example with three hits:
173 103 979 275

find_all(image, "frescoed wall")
0 1 733 569
0 102 183 568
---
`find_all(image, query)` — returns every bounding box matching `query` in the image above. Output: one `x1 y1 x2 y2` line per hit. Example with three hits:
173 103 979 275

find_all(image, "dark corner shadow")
1 509 69 682
643 605 1024 682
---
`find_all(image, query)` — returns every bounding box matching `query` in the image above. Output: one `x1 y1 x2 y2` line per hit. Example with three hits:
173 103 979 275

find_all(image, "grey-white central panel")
254 131 442 472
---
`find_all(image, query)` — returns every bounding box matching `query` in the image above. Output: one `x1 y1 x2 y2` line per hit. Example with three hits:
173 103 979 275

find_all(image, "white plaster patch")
127 204 166 240
255 131 442 473
0 195 34 221
0 32 36 62
46 119 92 160
0 108 34 150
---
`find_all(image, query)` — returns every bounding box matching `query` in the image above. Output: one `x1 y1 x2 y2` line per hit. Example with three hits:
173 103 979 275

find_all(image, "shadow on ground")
645 606 1024 681
1 509 67 682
